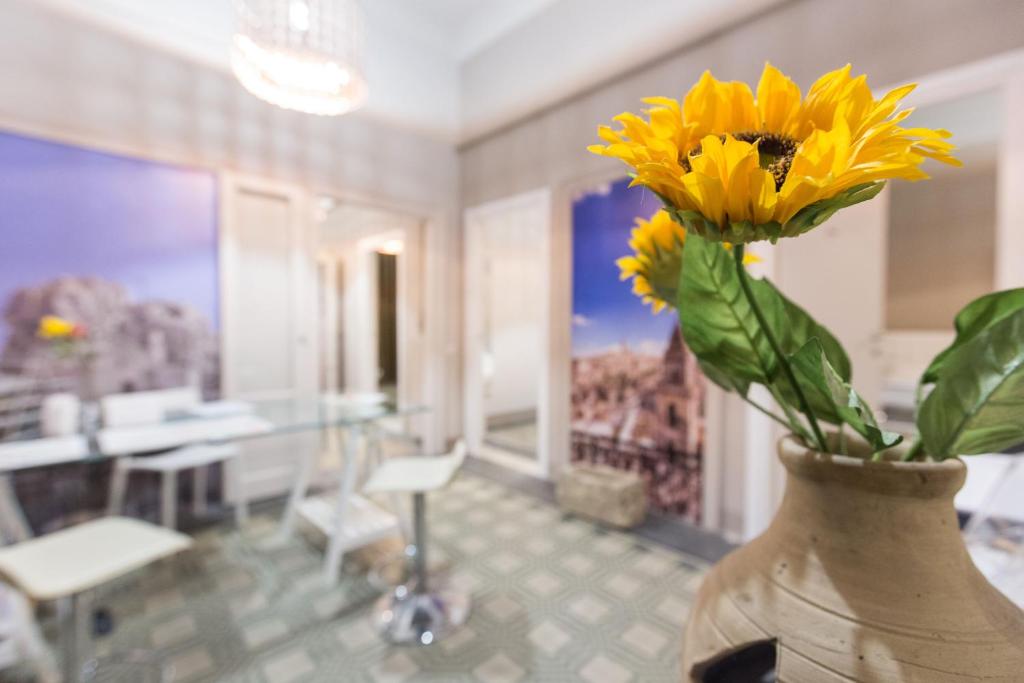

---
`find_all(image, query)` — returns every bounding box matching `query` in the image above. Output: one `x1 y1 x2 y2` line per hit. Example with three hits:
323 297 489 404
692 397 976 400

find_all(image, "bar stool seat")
363 447 465 496
0 517 191 681
363 440 468 646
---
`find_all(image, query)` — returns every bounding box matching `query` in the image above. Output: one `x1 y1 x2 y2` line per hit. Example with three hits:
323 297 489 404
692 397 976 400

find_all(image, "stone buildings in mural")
571 327 705 521
0 276 219 401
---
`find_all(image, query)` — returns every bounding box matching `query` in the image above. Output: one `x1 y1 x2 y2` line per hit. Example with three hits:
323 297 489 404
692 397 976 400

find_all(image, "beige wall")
0 0 463 446
458 0 1024 536
887 159 997 330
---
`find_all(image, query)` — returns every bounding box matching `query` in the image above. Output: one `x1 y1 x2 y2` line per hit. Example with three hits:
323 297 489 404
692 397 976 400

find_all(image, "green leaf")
756 280 851 380
918 307 1024 459
676 234 854 430
921 288 1024 386
788 339 902 452
695 356 750 397
745 280 851 424
677 234 776 388
782 182 886 238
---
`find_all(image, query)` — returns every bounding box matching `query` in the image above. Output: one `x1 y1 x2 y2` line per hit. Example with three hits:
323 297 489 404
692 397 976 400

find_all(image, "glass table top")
0 395 429 473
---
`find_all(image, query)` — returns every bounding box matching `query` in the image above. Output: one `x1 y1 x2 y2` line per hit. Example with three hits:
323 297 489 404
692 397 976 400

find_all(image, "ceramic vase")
681 435 1024 682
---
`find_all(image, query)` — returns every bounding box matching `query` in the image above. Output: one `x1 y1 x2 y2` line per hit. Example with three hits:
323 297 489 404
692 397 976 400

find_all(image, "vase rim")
777 433 967 498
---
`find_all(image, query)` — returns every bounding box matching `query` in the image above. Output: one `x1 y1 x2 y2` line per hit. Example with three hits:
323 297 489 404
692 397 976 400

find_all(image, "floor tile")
473 653 526 683
262 646 316 683
579 654 634 683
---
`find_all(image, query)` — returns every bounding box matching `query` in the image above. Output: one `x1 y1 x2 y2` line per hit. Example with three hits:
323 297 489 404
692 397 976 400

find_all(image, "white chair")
103 388 247 529
363 440 469 645
0 517 191 682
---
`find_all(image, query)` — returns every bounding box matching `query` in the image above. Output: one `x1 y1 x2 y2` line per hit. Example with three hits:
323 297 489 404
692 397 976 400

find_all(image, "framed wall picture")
570 177 707 523
0 130 220 407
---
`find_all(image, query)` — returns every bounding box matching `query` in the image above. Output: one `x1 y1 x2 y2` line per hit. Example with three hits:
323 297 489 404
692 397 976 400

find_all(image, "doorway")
315 199 424 408
464 189 552 478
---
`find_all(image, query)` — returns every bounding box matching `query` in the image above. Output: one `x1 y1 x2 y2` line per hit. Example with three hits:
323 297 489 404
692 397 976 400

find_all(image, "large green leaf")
759 281 852 381
695 353 751 397
918 307 1024 459
789 339 903 453
677 234 776 388
676 234 854 428
921 288 1024 386
751 281 852 424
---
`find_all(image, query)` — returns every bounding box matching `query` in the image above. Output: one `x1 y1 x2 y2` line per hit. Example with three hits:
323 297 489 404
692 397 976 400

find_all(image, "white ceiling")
385 0 560 60
27 0 779 143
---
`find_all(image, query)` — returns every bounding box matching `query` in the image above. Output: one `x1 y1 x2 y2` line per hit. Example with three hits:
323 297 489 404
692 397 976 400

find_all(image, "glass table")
0 394 428 681
0 395 428 582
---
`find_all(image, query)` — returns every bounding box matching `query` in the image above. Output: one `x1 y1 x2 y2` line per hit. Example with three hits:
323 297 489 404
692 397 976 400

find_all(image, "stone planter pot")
682 434 1024 682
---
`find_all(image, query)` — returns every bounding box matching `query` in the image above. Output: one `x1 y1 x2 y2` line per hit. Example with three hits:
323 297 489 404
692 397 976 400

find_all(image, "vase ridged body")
681 435 1024 682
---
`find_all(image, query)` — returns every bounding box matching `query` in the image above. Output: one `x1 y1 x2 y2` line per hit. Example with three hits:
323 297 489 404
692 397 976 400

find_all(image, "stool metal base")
373 585 471 646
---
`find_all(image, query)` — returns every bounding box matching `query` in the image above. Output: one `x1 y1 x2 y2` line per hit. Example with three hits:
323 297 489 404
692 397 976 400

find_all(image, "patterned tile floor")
52 474 707 682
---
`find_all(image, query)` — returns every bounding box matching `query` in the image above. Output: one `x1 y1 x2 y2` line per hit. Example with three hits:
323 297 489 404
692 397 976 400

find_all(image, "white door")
220 173 318 501
464 189 552 479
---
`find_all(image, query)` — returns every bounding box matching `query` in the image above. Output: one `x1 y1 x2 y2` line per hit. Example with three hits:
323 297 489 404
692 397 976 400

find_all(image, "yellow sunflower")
590 63 959 243
617 209 758 312
37 315 77 339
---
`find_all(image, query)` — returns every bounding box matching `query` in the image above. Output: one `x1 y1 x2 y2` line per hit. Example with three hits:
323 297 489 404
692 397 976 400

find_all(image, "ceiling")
28 0 781 143
385 0 560 60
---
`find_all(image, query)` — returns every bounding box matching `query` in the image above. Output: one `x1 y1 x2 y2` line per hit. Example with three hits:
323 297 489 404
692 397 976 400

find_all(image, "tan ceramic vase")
681 435 1024 682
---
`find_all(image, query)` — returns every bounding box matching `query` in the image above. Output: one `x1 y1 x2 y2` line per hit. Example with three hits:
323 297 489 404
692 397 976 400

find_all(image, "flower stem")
765 383 814 444
901 438 924 462
744 394 800 432
732 245 829 453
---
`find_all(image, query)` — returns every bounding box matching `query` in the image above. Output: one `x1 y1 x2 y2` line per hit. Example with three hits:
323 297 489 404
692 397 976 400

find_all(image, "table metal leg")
412 492 427 594
59 591 92 683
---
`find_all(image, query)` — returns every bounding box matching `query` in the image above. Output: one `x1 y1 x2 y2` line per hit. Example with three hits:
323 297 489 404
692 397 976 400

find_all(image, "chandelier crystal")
232 0 367 116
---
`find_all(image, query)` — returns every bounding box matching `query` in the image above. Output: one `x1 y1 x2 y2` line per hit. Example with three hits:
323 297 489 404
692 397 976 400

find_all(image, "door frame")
316 208 425 410
464 188 553 479
311 189 442 452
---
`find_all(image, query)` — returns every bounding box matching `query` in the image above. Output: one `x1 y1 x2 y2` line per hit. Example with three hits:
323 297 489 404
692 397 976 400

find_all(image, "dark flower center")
681 132 798 191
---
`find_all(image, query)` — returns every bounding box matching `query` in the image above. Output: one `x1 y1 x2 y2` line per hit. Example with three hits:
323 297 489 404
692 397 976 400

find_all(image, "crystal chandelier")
232 0 367 116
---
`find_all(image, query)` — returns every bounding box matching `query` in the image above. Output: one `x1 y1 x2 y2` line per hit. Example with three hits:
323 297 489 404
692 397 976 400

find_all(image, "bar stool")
0 517 191 681
363 440 469 645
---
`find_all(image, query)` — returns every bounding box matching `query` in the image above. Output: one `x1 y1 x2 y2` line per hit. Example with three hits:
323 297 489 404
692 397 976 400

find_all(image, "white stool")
101 389 248 528
107 443 245 528
0 517 191 682
363 440 469 645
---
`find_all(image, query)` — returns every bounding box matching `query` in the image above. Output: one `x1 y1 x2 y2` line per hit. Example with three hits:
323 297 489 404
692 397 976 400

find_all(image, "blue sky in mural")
0 131 218 349
572 177 677 357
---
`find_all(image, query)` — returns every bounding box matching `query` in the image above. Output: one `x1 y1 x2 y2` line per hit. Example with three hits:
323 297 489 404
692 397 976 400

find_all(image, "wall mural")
571 178 706 522
0 131 219 403
0 130 219 528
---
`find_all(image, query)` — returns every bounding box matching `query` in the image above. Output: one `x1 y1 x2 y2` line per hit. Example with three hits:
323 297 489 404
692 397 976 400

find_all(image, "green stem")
901 438 924 462
733 245 829 453
765 383 813 443
837 423 848 456
743 395 798 432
